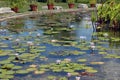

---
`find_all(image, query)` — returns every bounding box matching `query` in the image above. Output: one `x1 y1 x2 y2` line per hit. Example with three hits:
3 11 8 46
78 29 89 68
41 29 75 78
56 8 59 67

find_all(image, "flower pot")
68 3 74 8
90 4 96 7
11 7 19 13
47 4 54 10
30 4 38 11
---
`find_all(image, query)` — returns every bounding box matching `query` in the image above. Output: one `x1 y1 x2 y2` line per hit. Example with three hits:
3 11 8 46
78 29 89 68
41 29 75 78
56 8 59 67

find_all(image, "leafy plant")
76 0 89 4
5 0 27 8
97 0 120 24
47 0 55 4
89 0 96 4
67 0 75 4
28 0 38 5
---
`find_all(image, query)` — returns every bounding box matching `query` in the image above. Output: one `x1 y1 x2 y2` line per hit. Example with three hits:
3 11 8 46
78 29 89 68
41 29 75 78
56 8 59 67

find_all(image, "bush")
76 0 89 4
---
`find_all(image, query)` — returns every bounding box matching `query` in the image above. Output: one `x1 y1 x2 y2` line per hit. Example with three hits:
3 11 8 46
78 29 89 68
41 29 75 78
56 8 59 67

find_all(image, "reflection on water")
0 13 120 80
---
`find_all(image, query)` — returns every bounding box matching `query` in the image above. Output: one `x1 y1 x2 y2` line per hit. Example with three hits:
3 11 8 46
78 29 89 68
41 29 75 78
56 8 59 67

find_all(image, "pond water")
0 12 120 80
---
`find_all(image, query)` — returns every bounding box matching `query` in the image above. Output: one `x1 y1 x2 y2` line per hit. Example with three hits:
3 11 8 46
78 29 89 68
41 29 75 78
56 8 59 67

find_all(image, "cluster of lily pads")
0 12 120 80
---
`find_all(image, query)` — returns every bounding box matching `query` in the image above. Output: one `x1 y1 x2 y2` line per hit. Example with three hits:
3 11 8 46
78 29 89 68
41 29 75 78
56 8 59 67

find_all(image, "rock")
41 6 48 10
54 6 63 10
77 4 88 9
0 7 15 14
96 4 102 8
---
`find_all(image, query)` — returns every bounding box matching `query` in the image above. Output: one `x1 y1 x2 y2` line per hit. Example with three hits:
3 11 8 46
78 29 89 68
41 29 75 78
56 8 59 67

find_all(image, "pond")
0 12 120 80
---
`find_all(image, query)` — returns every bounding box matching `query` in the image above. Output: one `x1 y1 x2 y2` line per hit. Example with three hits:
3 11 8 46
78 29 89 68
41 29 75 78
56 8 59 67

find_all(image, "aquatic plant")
75 76 81 80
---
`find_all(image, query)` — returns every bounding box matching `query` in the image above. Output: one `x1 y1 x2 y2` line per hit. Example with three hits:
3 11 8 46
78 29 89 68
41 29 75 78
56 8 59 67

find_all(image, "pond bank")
0 8 95 22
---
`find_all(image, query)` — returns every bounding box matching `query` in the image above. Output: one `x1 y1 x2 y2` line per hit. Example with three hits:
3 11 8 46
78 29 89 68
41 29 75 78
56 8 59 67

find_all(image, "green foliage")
76 0 89 4
91 12 97 22
97 0 120 23
67 0 75 4
47 0 55 4
28 0 38 4
89 0 96 4
5 0 27 8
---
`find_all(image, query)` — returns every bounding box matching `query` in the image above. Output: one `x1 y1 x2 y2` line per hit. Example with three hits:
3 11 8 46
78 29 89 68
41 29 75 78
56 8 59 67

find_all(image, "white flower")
70 25 74 28
9 37 13 40
90 42 94 46
90 45 96 50
27 41 34 46
51 39 57 42
37 33 41 37
15 53 19 56
103 33 108 37
80 36 86 40
56 59 61 64
15 38 20 42
75 76 81 80
67 72 71 77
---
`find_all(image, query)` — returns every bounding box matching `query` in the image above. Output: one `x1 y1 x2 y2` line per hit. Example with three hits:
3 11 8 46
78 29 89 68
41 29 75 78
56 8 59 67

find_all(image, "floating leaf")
16 70 29 74
90 62 104 65
86 69 98 73
78 59 87 62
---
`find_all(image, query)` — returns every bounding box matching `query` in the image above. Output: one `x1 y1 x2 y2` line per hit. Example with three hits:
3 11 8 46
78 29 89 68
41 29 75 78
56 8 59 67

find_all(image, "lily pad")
86 69 98 73
16 70 29 74
34 70 45 74
90 62 104 65
78 59 87 62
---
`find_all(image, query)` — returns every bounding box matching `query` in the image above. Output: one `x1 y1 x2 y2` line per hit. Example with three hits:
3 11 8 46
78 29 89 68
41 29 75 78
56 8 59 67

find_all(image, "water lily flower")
80 36 86 39
15 53 19 56
90 45 96 50
103 33 108 37
56 59 61 64
15 53 19 60
67 72 71 77
79 36 86 42
15 38 20 42
90 42 94 46
51 39 57 42
27 41 34 46
37 33 41 37
70 25 74 28
75 76 81 80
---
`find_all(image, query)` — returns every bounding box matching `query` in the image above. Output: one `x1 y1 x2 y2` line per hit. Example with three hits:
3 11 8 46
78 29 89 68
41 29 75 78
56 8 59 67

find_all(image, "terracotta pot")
68 3 74 8
11 7 19 13
90 4 96 7
47 4 54 10
30 4 37 11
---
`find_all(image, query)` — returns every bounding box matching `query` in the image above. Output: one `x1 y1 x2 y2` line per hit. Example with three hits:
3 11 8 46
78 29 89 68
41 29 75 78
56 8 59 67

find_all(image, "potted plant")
89 0 96 7
67 0 75 8
29 0 38 11
47 0 55 10
5 0 27 13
